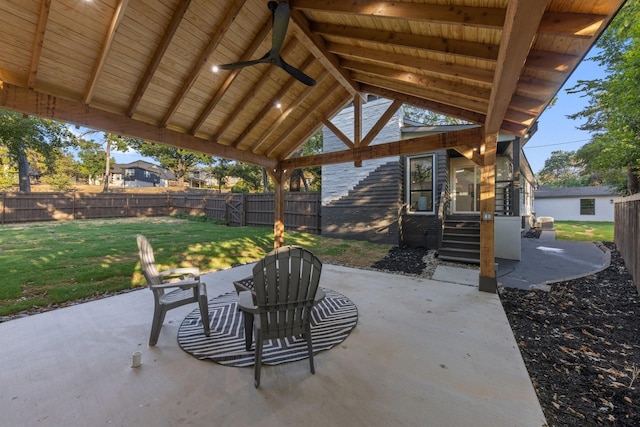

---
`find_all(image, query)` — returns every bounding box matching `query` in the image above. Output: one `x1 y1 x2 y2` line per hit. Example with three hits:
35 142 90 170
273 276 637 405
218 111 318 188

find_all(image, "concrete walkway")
432 234 609 291
0 264 546 427
497 233 609 290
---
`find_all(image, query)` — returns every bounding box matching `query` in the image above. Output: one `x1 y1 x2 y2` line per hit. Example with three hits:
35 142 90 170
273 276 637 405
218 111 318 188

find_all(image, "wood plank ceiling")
0 0 626 170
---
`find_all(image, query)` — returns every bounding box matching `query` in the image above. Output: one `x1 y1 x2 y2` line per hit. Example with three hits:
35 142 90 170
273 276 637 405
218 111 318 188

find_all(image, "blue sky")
523 50 606 173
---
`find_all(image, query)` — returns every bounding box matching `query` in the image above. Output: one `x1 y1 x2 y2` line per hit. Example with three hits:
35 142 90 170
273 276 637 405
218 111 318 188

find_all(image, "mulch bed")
500 242 640 426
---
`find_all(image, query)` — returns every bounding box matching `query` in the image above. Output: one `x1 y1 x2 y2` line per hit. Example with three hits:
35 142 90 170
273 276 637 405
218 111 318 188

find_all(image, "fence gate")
226 194 245 226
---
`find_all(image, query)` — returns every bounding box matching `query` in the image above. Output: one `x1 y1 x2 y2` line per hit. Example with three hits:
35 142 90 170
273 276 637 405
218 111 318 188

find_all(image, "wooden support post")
267 167 293 249
353 95 362 167
479 133 497 293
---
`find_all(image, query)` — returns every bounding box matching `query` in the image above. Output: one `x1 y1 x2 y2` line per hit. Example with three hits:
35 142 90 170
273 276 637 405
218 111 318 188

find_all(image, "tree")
76 139 107 185
565 0 640 194
230 163 264 192
0 110 76 192
537 150 591 188
403 105 468 125
130 142 210 187
207 158 232 192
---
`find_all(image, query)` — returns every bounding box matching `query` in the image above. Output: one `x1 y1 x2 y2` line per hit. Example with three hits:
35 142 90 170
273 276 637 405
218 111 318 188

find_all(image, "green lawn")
553 221 614 242
0 217 392 316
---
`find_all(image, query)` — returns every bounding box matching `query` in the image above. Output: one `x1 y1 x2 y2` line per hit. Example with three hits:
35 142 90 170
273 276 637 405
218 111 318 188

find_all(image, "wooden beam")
343 60 492 102
361 85 486 125
360 99 402 147
289 8 362 99
160 1 247 127
326 42 494 85
485 0 547 135
189 18 271 137
126 0 192 117
525 51 581 74
539 12 608 38
311 22 499 62
215 42 307 144
322 118 353 149
277 94 355 160
454 145 484 167
28 0 51 90
84 0 129 104
232 53 316 149
0 83 276 169
291 0 506 28
353 72 489 115
249 70 330 154
479 132 497 293
281 128 483 169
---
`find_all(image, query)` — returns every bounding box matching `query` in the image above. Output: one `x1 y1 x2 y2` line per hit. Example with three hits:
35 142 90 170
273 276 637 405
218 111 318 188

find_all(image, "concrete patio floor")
0 264 546 427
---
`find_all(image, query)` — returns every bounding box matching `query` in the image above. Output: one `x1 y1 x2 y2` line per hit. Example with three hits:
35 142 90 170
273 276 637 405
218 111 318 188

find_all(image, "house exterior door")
451 158 480 213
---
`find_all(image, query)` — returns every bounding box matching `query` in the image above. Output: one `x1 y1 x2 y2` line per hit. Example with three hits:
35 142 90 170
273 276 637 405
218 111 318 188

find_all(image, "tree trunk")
18 146 31 193
102 139 111 192
262 168 269 193
627 167 639 195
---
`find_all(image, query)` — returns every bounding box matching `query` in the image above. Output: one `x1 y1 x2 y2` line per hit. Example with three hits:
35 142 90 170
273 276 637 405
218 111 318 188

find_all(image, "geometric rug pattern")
178 288 358 367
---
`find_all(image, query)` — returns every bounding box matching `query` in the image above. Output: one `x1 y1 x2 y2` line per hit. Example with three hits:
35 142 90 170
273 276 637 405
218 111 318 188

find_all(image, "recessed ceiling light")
211 65 219 73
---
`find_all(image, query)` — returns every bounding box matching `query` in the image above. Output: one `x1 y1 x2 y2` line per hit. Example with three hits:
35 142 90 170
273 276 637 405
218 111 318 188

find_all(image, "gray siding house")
321 98 537 262
110 161 175 188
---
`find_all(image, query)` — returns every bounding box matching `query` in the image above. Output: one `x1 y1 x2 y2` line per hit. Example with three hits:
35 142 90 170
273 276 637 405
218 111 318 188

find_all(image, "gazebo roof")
0 0 626 169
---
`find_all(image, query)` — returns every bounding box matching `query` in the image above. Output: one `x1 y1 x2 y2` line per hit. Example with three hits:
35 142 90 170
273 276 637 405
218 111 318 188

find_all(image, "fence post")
242 193 246 226
1 193 4 225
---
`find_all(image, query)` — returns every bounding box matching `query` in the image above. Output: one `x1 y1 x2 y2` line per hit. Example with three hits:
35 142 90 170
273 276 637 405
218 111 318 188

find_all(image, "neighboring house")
534 185 618 222
321 98 537 262
110 161 176 188
188 168 214 189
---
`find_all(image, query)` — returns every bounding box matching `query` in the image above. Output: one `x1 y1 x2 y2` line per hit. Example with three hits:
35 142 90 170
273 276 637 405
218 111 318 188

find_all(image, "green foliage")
0 110 78 191
229 163 264 191
536 150 592 188
206 158 232 191
231 180 253 193
402 105 468 125
42 173 74 192
565 0 640 193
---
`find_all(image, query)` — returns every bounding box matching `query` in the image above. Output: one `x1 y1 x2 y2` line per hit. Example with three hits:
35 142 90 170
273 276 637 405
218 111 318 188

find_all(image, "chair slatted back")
136 235 162 288
252 246 322 340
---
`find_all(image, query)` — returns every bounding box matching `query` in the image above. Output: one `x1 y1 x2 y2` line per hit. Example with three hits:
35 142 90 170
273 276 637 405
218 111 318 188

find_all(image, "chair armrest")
159 267 200 279
151 276 199 290
237 291 258 314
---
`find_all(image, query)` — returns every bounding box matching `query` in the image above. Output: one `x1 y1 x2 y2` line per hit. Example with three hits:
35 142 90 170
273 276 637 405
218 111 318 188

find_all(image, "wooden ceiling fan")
219 1 316 86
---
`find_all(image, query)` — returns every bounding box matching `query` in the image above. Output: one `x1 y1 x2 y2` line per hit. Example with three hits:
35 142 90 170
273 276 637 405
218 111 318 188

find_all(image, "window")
580 198 595 215
144 170 151 178
124 168 135 177
406 155 434 214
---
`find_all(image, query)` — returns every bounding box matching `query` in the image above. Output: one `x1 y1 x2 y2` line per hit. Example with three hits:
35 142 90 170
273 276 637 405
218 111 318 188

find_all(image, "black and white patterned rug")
178 288 358 367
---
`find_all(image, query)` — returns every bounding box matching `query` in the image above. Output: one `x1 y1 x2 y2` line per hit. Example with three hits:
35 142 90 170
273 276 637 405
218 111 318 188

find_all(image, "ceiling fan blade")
219 51 270 70
279 57 316 86
271 1 290 54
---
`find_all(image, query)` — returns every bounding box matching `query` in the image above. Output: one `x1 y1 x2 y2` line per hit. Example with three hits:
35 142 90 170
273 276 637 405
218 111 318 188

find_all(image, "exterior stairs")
438 215 480 264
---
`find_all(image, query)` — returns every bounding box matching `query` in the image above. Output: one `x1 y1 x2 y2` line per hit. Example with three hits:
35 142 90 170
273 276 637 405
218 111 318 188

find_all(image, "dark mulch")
500 242 640 426
372 242 640 426
370 246 427 275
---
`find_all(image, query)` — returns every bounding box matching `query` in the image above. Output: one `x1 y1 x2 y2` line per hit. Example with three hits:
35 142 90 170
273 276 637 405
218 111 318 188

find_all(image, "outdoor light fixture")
211 65 219 73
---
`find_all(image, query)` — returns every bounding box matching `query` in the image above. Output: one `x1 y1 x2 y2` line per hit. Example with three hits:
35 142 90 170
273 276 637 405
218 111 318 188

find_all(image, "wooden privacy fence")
0 192 322 234
614 193 640 293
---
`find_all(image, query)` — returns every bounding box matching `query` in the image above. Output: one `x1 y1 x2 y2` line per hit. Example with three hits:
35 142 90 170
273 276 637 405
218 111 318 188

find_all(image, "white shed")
534 185 618 222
